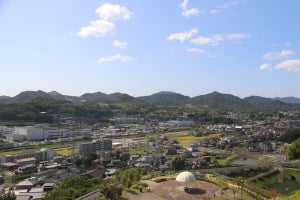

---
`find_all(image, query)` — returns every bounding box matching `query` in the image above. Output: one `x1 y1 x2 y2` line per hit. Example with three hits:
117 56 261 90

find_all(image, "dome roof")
176 171 196 183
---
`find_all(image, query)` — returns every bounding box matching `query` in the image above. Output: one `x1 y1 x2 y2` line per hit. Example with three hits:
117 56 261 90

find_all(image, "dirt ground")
123 180 235 200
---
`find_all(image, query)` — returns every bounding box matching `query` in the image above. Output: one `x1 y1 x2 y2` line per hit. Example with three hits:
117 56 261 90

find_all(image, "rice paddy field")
168 132 221 146
55 147 78 156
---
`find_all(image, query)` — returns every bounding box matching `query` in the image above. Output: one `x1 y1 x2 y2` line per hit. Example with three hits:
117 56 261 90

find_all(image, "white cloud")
98 54 136 63
95 3 133 21
226 33 250 40
187 48 219 57
113 40 128 49
210 9 221 14
180 0 188 10
218 1 239 9
210 1 240 15
259 63 273 71
167 28 198 43
262 50 294 61
190 34 223 46
189 32 249 46
77 20 114 38
275 59 300 72
187 48 206 54
182 8 200 17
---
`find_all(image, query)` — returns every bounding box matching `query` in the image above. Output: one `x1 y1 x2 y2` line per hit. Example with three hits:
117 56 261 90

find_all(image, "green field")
251 169 300 195
292 160 300 168
168 132 221 146
251 170 279 188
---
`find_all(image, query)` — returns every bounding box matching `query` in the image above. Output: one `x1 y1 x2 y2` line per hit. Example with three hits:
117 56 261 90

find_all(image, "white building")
8 127 44 141
44 129 68 140
6 124 68 142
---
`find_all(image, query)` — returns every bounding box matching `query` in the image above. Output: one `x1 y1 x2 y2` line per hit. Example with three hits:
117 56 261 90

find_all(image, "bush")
153 177 167 183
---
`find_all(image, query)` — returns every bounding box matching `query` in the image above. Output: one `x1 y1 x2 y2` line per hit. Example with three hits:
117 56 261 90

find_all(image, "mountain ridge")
0 90 298 112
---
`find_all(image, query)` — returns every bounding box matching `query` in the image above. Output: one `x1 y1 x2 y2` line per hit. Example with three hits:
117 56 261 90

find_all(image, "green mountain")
80 92 109 101
138 91 191 106
0 95 10 102
189 91 253 112
244 96 292 111
11 90 51 102
0 90 298 113
48 91 80 102
273 97 300 104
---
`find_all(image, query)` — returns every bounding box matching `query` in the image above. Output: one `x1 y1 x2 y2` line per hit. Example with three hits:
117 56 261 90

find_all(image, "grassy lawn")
283 169 300 180
256 155 276 163
168 132 221 146
248 169 300 196
292 160 300 168
0 140 90 155
217 154 238 166
267 180 300 195
0 121 35 126
251 170 279 188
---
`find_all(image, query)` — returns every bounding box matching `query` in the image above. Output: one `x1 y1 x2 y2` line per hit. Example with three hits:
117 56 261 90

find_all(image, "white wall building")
44 129 68 140
6 124 68 142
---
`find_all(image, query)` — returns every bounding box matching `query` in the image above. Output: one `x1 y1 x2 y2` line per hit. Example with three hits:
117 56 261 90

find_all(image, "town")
0 99 300 199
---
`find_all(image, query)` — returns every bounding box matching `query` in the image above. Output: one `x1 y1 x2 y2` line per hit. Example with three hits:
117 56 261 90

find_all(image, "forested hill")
0 90 299 115
138 91 191 106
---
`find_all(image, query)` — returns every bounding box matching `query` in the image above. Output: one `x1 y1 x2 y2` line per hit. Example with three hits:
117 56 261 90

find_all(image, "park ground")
123 180 240 200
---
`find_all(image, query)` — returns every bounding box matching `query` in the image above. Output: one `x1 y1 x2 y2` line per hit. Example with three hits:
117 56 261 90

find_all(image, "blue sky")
0 0 299 98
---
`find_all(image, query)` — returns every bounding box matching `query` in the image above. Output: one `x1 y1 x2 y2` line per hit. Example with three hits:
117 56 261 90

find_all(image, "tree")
43 176 103 200
115 168 141 189
279 128 300 143
101 181 122 200
288 138 300 160
0 191 16 200
171 157 185 171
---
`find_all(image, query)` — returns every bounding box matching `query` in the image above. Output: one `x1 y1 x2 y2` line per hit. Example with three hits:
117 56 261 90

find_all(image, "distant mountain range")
0 90 300 112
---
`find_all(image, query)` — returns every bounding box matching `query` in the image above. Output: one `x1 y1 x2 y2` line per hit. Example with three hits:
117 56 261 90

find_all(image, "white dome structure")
176 171 196 183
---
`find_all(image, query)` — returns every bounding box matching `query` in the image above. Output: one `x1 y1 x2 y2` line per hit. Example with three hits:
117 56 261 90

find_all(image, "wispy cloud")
182 8 200 17
226 33 250 40
189 33 249 46
210 1 240 15
180 0 188 10
275 59 300 72
210 9 221 14
180 0 200 18
187 48 206 54
259 63 273 71
218 1 239 9
77 20 114 38
95 3 133 21
167 28 198 43
190 34 223 46
98 54 136 63
187 48 217 57
262 50 294 61
113 40 128 49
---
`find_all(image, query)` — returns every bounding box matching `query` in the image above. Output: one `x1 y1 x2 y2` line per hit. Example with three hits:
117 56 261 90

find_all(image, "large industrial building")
6 124 68 142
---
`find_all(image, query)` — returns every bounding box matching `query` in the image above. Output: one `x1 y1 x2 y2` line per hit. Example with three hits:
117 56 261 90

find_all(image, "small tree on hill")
288 138 300 160
171 157 185 171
